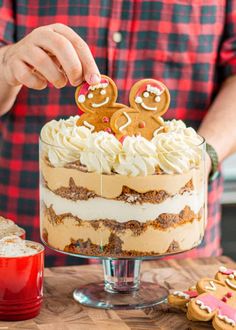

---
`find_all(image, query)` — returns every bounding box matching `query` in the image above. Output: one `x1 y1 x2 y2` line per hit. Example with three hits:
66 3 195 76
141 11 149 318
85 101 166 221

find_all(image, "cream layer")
41 186 204 223
41 213 205 254
40 157 205 198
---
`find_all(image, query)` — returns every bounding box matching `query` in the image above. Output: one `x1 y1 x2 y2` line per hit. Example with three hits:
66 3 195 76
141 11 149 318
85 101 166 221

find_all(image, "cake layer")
41 207 205 256
41 186 204 223
43 176 195 203
40 157 204 198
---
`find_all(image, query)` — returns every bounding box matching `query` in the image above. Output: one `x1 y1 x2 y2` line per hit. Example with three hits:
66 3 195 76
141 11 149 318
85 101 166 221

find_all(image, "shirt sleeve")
219 0 236 80
0 0 15 46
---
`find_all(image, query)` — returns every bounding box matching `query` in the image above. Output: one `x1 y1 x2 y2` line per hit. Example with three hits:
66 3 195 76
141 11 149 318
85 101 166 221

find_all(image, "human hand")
1 23 100 90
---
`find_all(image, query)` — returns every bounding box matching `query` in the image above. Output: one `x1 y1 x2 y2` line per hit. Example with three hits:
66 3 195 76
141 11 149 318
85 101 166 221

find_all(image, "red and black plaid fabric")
0 0 235 266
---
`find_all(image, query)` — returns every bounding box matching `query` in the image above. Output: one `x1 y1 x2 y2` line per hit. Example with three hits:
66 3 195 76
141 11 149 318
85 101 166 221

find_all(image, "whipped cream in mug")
0 236 39 257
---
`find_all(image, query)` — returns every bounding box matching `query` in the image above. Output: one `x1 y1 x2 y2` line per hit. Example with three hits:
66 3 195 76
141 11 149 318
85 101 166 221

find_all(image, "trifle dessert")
40 76 206 258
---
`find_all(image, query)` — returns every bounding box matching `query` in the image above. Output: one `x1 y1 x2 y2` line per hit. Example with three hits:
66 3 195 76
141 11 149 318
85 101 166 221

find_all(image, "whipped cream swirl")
80 131 122 174
114 136 158 176
40 116 204 175
151 128 203 174
40 116 92 166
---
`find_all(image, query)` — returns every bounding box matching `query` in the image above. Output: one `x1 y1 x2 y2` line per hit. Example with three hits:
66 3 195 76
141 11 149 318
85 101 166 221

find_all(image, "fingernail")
89 73 100 85
72 79 82 86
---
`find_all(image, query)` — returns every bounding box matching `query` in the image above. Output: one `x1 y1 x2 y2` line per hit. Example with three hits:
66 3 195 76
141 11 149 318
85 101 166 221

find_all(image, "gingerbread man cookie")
215 266 236 292
187 276 236 330
110 79 170 140
75 75 126 133
168 287 198 311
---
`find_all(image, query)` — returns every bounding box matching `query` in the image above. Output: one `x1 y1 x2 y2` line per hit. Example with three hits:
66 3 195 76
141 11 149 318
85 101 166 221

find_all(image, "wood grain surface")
0 256 235 330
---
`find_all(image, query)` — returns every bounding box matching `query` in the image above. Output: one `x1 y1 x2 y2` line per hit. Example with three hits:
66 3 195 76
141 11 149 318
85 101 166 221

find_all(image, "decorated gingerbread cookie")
110 79 170 140
187 276 236 330
168 287 198 311
215 267 236 291
75 75 126 133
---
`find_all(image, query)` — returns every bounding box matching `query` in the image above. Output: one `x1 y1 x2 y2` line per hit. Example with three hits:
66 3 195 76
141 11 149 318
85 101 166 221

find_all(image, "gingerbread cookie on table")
75 75 126 133
168 286 198 311
215 266 236 291
187 275 236 330
110 79 170 140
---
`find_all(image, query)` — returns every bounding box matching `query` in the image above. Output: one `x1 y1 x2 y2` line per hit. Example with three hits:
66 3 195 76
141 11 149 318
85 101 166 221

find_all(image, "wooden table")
0 256 235 330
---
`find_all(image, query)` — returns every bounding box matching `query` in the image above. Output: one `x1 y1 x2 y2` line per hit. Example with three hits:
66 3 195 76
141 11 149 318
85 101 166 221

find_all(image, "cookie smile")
92 97 109 108
141 102 157 111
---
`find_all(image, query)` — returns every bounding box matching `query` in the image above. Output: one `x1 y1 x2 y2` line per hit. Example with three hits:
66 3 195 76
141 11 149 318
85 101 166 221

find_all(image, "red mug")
0 240 44 321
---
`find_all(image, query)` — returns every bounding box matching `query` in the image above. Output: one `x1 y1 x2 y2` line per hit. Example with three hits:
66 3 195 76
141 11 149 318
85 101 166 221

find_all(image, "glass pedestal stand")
73 259 168 309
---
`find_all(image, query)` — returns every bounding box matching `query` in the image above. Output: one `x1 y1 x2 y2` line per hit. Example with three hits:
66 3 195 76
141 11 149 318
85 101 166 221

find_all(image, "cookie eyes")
142 92 161 102
88 93 94 99
100 89 106 95
229 274 235 279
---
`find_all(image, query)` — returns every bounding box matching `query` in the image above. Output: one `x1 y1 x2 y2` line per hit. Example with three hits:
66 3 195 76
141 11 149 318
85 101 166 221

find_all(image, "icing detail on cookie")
140 102 157 111
155 96 161 102
135 96 142 104
205 281 217 291
172 290 198 301
134 83 165 111
75 77 115 111
173 291 190 299
83 121 95 132
196 299 212 313
218 314 236 326
78 94 86 103
219 266 236 275
226 279 236 290
146 84 164 95
92 96 109 108
227 292 233 298
102 116 109 123
138 121 146 129
119 112 132 132
89 81 108 90
104 127 112 133
184 290 198 298
153 126 165 136
197 294 236 324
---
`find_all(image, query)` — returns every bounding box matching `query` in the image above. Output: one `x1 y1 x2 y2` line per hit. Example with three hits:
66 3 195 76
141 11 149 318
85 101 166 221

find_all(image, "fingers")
3 23 100 91
11 60 47 90
47 23 100 85
23 46 67 88
31 27 84 86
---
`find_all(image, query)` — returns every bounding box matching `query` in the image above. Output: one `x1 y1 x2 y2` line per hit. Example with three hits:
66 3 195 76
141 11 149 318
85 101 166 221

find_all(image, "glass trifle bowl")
39 116 206 309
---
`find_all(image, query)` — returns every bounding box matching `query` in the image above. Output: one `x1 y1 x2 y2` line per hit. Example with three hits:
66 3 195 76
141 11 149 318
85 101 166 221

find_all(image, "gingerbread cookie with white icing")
187 276 236 330
215 266 236 292
110 79 170 140
168 286 198 312
75 75 126 133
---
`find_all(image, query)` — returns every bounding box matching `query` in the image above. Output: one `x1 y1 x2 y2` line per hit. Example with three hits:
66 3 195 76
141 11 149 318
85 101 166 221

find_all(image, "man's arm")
198 75 236 172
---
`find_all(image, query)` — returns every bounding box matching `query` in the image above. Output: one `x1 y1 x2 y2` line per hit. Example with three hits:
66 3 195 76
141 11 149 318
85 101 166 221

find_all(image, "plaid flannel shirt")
0 0 235 266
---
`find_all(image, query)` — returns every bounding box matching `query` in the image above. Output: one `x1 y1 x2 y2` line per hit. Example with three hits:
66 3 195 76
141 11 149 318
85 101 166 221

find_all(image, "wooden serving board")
0 256 235 330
